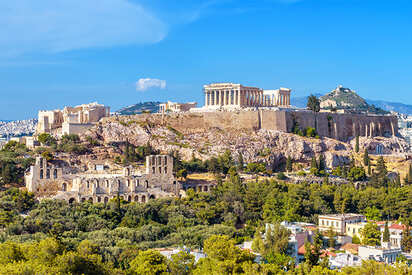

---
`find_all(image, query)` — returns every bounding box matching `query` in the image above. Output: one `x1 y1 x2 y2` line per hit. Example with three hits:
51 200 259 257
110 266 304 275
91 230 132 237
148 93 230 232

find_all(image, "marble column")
205 92 208 106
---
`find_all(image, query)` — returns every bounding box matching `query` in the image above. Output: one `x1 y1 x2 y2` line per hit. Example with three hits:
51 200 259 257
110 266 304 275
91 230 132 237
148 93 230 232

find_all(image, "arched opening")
141 196 146 203
204 186 208 192
88 197 93 203
145 180 149 188
46 169 50 179
40 169 43 179
87 182 89 189
134 196 139 202
69 198 75 204
97 197 101 203
104 197 109 204
149 194 155 200
81 198 86 202
127 195 131 202
53 169 58 179
127 180 130 188
62 182 67 192
106 180 109 188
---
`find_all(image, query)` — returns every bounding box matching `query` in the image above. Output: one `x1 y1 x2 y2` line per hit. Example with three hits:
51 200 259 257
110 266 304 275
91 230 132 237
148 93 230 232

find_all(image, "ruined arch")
127 195 131 202
141 195 146 203
88 197 93 203
69 198 75 204
62 182 67 192
134 196 139 202
149 194 155 200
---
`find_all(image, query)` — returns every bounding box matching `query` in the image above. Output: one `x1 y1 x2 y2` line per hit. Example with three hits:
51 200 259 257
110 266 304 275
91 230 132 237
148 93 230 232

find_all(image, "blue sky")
1 0 412 119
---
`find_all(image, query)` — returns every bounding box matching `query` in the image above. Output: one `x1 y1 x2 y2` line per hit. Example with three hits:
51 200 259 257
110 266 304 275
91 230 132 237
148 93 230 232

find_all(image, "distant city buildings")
398 113 412 146
0 119 37 138
37 102 110 136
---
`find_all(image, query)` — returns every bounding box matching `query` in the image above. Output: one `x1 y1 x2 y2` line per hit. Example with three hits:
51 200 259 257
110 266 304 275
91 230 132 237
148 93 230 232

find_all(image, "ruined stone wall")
112 110 398 141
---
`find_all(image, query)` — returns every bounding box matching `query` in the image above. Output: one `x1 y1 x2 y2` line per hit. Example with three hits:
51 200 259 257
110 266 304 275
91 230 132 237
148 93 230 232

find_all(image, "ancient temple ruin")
25 155 181 203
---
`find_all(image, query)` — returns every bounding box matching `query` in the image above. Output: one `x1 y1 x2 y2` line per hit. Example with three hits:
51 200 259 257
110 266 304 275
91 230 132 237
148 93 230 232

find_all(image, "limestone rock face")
81 117 406 169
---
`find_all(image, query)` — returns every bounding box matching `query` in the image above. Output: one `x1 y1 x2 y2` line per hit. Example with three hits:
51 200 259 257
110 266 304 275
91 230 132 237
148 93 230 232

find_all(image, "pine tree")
383 222 390 242
355 136 360 153
286 156 293 172
363 149 370 166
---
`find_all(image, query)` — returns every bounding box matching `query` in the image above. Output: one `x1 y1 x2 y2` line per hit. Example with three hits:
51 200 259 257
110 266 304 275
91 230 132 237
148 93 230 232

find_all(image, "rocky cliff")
83 115 409 169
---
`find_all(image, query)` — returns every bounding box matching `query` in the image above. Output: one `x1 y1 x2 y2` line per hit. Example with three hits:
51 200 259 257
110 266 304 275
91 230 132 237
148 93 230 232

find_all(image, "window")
53 169 58 179
46 169 50 179
40 169 43 179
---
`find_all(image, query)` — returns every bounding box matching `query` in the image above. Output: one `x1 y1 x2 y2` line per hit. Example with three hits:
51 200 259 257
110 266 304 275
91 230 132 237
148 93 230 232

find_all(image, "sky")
1 0 412 120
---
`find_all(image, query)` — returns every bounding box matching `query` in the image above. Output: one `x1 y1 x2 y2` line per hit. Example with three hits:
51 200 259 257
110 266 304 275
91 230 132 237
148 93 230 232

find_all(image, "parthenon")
203 83 291 108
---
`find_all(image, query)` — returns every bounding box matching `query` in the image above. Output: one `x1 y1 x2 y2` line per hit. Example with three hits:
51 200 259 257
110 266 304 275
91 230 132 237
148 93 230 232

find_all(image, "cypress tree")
383 222 390 242
363 149 370 166
286 156 293 172
355 136 360 153
311 156 318 169
318 155 326 172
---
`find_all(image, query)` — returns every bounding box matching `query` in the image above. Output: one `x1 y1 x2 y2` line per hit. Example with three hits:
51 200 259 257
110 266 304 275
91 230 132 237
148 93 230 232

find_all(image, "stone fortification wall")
111 110 398 141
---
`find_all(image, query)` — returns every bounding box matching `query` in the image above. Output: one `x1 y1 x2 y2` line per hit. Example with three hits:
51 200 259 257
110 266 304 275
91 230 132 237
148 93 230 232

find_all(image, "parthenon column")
205 92 208 106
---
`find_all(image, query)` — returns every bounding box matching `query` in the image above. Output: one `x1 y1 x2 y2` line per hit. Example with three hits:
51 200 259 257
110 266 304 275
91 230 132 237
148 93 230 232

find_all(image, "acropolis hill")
106 109 398 142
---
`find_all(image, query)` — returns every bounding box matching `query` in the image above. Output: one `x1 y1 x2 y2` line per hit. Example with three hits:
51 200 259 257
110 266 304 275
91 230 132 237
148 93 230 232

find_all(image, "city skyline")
1 0 412 119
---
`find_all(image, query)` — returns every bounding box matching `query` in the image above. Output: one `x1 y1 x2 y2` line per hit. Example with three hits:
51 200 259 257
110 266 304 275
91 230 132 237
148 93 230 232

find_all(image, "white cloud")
0 0 167 57
136 78 166 91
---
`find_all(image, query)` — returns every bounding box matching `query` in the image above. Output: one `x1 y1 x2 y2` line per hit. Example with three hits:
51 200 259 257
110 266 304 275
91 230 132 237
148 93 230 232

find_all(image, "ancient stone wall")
112 110 398 141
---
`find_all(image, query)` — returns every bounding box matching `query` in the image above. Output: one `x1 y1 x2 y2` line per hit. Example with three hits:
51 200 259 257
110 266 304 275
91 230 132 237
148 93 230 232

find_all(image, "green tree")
382 222 390 243
401 225 412 253
307 94 320 113
237 152 244 171
194 235 255 274
286 156 293 172
176 169 188 180
37 133 57 146
129 250 168 275
326 227 336 248
363 149 370 166
355 136 360 153
304 230 323 267
360 222 381 246
169 251 195 275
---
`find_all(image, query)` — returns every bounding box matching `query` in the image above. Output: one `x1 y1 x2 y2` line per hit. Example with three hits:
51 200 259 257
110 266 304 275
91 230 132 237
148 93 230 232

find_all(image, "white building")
159 101 197 113
358 244 402 264
318 214 366 235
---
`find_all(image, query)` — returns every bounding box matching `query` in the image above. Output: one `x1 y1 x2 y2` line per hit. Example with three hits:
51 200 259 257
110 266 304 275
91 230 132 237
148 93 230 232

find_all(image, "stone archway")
149 194 155 200
204 186 208 192
88 197 93 203
134 195 139 202
97 197 101 203
141 195 146 203
81 198 86 203
69 198 75 204
104 197 109 204
127 195 131 202
62 182 67 192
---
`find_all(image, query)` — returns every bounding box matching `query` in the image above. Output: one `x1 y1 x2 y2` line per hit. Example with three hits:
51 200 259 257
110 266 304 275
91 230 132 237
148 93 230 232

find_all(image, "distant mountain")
366 99 412 115
117 101 161 115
